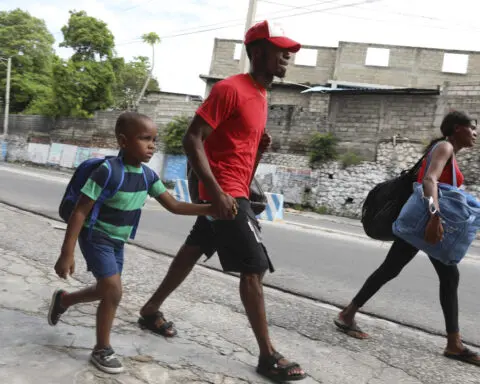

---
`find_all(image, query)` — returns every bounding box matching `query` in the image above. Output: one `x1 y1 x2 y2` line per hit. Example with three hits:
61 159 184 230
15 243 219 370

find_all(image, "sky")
4 0 480 97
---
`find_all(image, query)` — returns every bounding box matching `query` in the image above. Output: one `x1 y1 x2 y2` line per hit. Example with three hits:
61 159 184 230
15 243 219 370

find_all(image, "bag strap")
451 156 458 188
423 142 458 187
87 157 125 240
406 151 428 176
129 164 156 240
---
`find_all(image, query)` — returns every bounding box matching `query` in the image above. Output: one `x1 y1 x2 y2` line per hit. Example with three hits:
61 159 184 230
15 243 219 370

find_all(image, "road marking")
2 165 480 264
0 166 69 184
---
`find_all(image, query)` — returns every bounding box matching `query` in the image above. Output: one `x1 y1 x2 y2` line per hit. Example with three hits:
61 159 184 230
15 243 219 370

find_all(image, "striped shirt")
81 162 166 247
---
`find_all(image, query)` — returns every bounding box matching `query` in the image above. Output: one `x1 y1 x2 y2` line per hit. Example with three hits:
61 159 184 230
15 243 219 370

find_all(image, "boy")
48 112 217 374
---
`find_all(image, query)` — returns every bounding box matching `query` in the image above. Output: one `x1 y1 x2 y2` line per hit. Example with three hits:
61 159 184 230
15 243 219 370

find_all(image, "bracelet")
425 196 438 215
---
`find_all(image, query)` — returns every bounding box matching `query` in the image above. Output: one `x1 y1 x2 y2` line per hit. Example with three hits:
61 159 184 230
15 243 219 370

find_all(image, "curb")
2 200 480 350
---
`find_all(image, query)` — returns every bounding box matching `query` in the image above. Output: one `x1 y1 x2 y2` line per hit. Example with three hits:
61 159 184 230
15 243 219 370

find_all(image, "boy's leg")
48 285 101 326
49 234 125 374
90 244 125 374
139 216 215 336
95 273 123 350
212 199 306 381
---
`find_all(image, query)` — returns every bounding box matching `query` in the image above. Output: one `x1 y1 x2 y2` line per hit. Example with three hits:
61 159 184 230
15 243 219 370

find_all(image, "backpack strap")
87 156 125 240
129 164 156 240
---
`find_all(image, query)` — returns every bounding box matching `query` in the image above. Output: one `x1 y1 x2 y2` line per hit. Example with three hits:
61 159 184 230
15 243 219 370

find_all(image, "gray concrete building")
201 38 480 104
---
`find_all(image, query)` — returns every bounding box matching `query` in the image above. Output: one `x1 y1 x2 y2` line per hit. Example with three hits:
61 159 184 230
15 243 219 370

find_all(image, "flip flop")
334 315 369 340
444 347 480 367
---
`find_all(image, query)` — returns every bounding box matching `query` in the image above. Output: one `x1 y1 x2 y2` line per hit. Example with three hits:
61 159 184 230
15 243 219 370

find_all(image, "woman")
335 110 480 366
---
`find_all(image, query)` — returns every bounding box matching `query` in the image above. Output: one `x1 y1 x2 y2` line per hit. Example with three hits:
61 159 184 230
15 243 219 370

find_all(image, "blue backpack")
59 154 156 240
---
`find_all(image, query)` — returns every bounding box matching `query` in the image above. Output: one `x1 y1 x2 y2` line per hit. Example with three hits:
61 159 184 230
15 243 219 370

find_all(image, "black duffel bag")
361 153 427 241
187 163 267 215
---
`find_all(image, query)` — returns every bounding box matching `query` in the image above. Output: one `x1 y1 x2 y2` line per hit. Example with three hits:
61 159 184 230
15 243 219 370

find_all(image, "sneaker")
90 347 124 374
48 289 67 326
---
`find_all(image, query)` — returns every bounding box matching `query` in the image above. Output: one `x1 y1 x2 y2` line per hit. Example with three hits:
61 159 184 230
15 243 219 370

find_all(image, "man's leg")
213 199 306 381
239 272 271 356
138 216 215 336
139 245 202 324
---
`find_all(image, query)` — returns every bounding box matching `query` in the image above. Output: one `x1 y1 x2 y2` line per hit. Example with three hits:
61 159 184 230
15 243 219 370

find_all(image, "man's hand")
55 251 75 279
212 192 238 220
259 132 272 153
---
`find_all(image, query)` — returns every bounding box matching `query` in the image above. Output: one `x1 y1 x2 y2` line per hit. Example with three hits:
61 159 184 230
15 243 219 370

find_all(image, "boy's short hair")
115 111 151 138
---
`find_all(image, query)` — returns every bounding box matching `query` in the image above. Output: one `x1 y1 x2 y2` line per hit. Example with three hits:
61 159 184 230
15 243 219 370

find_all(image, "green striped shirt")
81 162 166 245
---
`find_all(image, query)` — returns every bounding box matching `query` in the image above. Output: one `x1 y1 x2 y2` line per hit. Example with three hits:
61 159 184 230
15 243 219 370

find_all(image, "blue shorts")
78 231 124 279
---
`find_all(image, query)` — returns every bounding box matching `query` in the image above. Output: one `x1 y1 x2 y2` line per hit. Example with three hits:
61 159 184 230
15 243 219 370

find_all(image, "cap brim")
268 36 301 53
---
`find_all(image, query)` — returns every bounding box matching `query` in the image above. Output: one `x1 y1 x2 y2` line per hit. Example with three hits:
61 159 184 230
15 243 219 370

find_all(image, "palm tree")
135 32 161 108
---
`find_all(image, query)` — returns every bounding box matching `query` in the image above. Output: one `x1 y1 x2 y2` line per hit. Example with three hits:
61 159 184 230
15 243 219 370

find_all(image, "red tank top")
417 156 464 187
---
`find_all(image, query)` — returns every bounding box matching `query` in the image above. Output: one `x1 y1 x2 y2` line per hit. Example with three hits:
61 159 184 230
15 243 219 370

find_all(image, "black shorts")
185 215 217 258
185 198 274 275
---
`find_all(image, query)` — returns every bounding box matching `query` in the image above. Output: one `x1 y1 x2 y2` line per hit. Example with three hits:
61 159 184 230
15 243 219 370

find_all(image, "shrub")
307 132 339 166
162 115 190 155
339 151 363 169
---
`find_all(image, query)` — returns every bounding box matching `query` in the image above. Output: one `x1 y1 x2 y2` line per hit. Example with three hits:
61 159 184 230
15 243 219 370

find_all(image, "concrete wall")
333 42 480 88
208 38 337 86
0 92 202 148
208 38 480 89
139 91 202 130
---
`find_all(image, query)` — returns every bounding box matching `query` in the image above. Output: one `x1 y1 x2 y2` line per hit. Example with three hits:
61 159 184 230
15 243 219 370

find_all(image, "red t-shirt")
196 74 267 200
417 157 464 187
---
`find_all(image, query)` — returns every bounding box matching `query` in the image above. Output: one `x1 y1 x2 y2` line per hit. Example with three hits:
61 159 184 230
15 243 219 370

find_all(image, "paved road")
1 164 480 347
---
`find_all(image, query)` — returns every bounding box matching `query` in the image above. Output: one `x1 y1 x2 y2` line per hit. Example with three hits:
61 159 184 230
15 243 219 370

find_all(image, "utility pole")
238 0 257 74
3 57 11 138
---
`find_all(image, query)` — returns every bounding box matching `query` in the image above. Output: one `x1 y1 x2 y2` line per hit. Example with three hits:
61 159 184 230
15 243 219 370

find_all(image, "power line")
259 0 480 34
120 0 344 39
157 0 380 40
53 0 345 41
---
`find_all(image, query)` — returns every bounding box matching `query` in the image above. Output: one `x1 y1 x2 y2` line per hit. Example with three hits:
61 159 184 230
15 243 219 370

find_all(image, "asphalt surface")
1 164 480 347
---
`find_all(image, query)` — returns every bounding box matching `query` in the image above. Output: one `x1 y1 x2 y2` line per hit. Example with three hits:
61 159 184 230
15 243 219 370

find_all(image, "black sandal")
444 347 480 367
138 311 177 337
256 351 307 382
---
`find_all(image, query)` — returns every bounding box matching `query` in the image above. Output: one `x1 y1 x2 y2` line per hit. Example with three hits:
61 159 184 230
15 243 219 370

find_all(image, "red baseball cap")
244 20 301 53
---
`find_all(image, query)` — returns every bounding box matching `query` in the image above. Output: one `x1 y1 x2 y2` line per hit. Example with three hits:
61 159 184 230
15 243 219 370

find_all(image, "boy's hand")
212 192 237 220
55 252 75 279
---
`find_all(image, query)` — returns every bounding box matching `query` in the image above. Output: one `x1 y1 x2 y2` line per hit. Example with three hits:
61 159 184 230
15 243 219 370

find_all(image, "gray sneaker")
48 289 67 326
90 347 124 374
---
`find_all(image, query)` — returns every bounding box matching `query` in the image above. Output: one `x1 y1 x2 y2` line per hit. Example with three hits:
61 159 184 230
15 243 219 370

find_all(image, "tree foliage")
142 32 161 46
163 116 190 155
113 56 160 110
1 8 161 118
0 9 55 113
60 10 114 61
135 32 161 108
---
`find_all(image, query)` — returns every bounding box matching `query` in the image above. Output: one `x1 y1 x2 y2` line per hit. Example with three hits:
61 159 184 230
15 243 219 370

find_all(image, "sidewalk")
1 203 480 383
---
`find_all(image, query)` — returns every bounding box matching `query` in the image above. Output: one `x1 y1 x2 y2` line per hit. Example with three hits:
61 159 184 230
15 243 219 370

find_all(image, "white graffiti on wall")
27 143 50 164
25 142 165 176
255 164 313 204
59 144 78 168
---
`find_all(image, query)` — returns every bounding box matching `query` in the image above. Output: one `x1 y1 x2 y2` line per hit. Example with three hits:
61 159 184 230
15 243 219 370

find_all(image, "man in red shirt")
140 20 306 382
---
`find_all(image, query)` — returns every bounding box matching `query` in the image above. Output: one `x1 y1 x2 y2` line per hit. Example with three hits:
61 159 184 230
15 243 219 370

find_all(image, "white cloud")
5 0 480 97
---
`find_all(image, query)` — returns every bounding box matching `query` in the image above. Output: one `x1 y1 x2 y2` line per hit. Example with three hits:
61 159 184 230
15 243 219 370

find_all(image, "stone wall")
256 140 480 218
